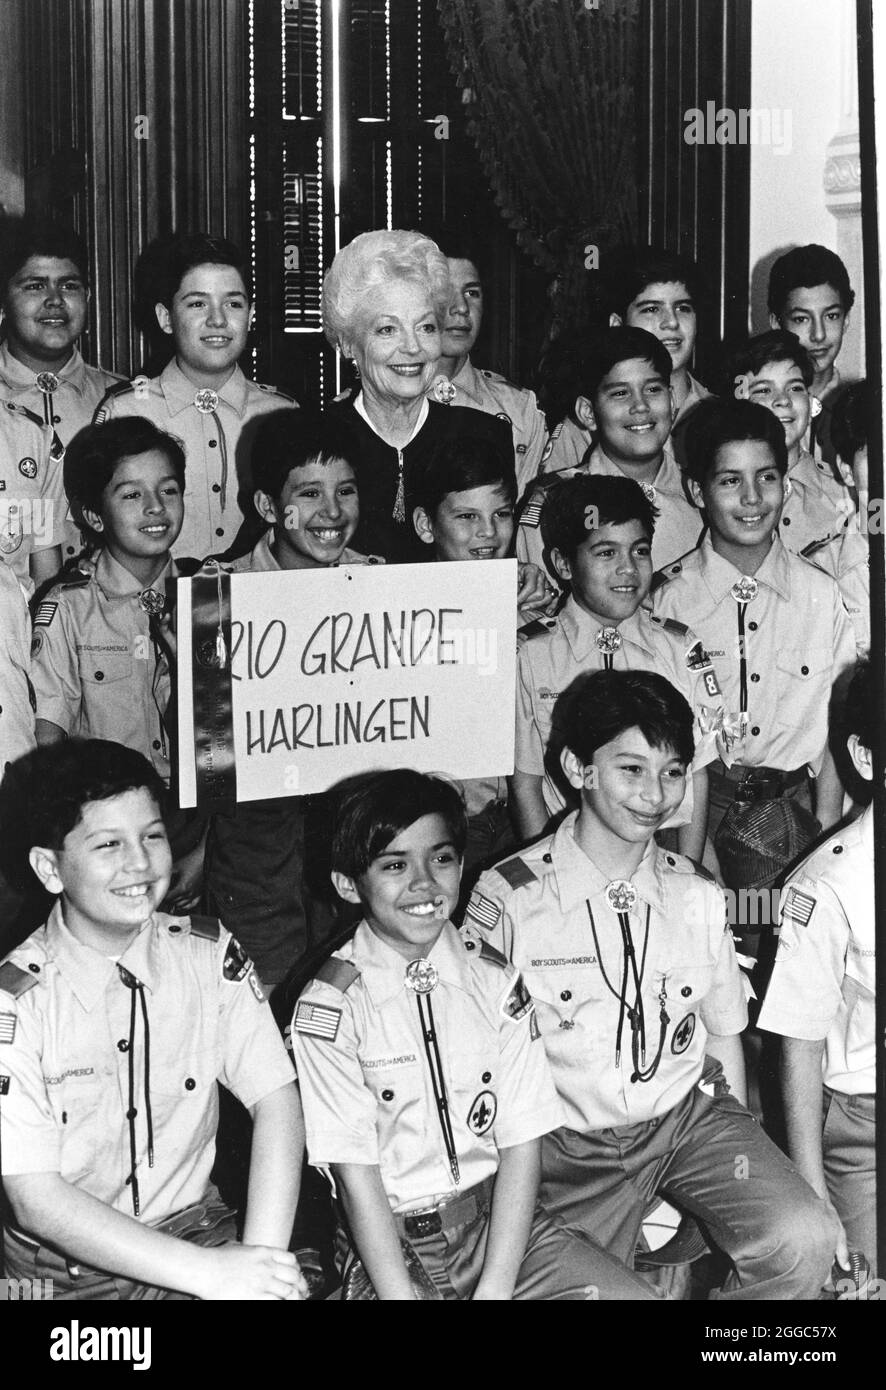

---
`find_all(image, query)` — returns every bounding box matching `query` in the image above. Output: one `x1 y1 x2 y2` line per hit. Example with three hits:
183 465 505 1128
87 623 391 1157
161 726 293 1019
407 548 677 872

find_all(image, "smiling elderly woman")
324 229 513 562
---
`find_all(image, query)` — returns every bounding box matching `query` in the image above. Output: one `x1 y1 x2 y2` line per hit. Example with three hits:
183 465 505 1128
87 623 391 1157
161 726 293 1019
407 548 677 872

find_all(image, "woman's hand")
517 562 558 614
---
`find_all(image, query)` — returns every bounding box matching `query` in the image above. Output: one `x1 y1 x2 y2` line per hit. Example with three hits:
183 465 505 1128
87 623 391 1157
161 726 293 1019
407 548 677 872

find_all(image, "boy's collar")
593 444 680 493
548 812 666 915
560 595 646 660
159 358 248 417
350 917 472 1008
0 342 86 391
93 549 175 600
44 901 160 1011
698 532 791 601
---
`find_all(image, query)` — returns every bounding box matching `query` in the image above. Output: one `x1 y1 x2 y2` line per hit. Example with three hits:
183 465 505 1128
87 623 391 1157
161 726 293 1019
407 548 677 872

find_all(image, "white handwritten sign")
177 560 517 804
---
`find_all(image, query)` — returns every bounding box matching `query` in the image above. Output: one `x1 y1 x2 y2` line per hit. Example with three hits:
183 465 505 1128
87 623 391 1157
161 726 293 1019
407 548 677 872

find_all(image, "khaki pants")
823 1087 877 1275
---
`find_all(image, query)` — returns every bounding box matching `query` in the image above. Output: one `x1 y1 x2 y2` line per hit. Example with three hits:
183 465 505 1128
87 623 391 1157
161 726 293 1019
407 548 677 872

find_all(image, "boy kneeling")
0 740 305 1300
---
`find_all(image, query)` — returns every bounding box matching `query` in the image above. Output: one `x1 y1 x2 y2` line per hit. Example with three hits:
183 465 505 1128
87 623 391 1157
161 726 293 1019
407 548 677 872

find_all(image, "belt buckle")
404 1208 443 1239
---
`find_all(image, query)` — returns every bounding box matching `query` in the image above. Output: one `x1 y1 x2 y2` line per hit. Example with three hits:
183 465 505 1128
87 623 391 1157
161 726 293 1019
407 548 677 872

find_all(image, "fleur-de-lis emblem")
194 388 220 414
35 372 60 394
404 958 439 994
595 626 623 655
605 879 637 914
731 576 758 604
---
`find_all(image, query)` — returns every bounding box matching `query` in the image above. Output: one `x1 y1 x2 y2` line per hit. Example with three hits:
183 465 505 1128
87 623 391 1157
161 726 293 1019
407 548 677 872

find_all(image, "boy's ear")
29 845 63 895
331 870 362 905
81 505 104 534
550 547 572 585
561 746 594 792
412 506 436 544
574 395 597 432
847 734 873 782
687 477 705 511
155 302 174 336
669 386 677 422
608 312 623 328
768 311 782 332
254 490 280 528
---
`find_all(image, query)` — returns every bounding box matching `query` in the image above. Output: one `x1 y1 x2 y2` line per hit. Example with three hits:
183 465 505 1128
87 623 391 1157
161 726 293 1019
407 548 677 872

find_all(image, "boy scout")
0 398 63 590
651 399 855 911
424 232 547 496
758 660 877 1275
95 232 297 560
0 560 35 772
470 669 837 1299
292 768 651 1299
0 218 121 560
517 328 702 580
0 739 305 1300
723 330 854 553
30 418 185 784
511 475 722 857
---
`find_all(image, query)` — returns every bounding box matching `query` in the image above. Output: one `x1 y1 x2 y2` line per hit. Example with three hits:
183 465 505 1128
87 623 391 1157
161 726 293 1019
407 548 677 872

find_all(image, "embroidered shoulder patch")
502 972 533 1021
781 887 816 928
33 601 58 627
465 891 501 931
294 1000 342 1042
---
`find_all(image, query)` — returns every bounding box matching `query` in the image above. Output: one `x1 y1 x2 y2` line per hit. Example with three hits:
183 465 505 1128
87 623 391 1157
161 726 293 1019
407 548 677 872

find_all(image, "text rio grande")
231 606 467 681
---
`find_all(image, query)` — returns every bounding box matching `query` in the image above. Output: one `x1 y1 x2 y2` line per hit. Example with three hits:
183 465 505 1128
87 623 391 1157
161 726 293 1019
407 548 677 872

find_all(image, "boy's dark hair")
22 740 167 856
830 380 869 464
682 398 787 486
419 219 489 283
0 217 89 300
251 410 357 504
604 245 705 321
555 669 695 769
540 474 657 564
412 432 517 519
843 659 873 753
767 244 855 317
578 327 672 402
721 329 815 395
330 769 468 879
64 418 186 540
146 232 252 311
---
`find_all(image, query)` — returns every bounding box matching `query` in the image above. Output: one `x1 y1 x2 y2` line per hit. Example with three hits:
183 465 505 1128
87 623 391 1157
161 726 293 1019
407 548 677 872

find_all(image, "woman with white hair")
324 229 514 562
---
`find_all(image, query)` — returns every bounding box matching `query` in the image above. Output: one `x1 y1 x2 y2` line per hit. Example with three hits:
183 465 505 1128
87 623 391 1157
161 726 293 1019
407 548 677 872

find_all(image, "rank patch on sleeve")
781 888 816 927
466 892 501 931
294 1000 342 1041
502 973 533 1021
223 937 254 982
33 601 58 627
0 1012 16 1044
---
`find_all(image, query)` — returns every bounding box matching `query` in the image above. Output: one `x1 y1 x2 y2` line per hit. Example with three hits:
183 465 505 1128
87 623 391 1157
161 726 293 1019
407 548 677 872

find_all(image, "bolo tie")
139 587 171 762
586 880 669 1084
404 958 460 1185
595 626 622 671
194 389 230 513
35 371 66 460
117 965 155 1216
730 576 759 736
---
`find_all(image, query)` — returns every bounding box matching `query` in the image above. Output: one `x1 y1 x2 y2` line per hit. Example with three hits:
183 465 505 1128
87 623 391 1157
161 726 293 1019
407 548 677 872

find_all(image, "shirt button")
748 621 758 631
751 726 760 736
482 1071 492 1083
782 516 791 525
800 665 809 675
542 853 552 864
126 1107 138 1119
464 939 476 951
212 483 221 493
94 671 104 681
560 989 572 1001
28 963 40 973
152 739 161 750
833 845 844 854
381 1089 394 1101
185 1077 196 1091
169 923 181 933
117 1039 130 1052
208 439 218 448
750 673 760 682
215 528 224 537
53 414 61 424
666 855 675 866
681 986 692 997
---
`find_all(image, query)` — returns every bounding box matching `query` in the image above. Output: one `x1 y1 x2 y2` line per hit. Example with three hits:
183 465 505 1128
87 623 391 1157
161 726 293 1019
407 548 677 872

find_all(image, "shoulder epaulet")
256 383 299 405
494 856 538 890
3 399 45 430
314 958 360 993
0 961 38 999
478 940 509 969
662 851 716 883
187 914 222 941
481 368 513 388
649 612 689 637
57 566 92 590
93 378 146 423
518 617 556 642
800 535 833 559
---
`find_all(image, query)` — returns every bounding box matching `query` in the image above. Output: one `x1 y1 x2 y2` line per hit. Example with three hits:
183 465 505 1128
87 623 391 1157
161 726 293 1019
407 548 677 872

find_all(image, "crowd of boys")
0 216 876 1301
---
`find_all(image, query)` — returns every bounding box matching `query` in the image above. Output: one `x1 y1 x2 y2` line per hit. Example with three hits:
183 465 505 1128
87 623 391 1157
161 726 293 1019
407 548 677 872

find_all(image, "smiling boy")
95 233 297 560
291 768 650 1299
470 669 837 1298
0 739 304 1300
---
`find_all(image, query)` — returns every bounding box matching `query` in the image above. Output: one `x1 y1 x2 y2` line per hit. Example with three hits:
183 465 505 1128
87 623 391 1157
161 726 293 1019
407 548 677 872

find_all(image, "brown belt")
396 1175 494 1240
710 761 807 803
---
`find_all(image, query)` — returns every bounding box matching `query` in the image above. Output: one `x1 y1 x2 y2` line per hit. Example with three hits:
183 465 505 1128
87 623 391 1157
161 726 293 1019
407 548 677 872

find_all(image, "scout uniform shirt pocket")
774 645 832 728
79 647 133 685
43 1061 105 1188
450 1051 499 1147
361 1052 424 1172
151 1048 218 1156
523 961 609 1052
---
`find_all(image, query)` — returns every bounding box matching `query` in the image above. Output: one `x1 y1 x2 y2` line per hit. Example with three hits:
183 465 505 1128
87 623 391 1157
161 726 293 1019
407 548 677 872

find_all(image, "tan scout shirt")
0 904 294 1224
95 361 298 560
651 535 856 774
803 527 870 657
0 400 64 585
429 359 547 496
468 815 747 1132
515 597 723 818
0 345 122 560
29 551 174 781
225 530 381 573
758 805 874 1095
780 448 855 557
0 563 35 768
292 919 564 1213
517 444 703 579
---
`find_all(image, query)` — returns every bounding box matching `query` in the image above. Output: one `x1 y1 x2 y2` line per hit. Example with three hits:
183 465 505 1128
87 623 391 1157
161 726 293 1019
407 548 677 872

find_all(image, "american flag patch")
33 601 58 627
466 892 501 931
294 1000 342 1041
782 888 816 927
0 1012 16 1044
520 496 543 528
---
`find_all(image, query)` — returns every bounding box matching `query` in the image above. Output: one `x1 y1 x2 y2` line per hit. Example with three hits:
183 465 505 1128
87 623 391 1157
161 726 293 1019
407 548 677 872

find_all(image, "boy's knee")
767 1188 838 1283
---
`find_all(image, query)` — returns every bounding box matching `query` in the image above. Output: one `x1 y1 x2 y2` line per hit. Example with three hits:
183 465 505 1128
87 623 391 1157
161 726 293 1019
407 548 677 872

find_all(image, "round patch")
671 1013 696 1054
0 528 23 553
31 631 44 657
18 457 37 479
467 1090 497 1135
